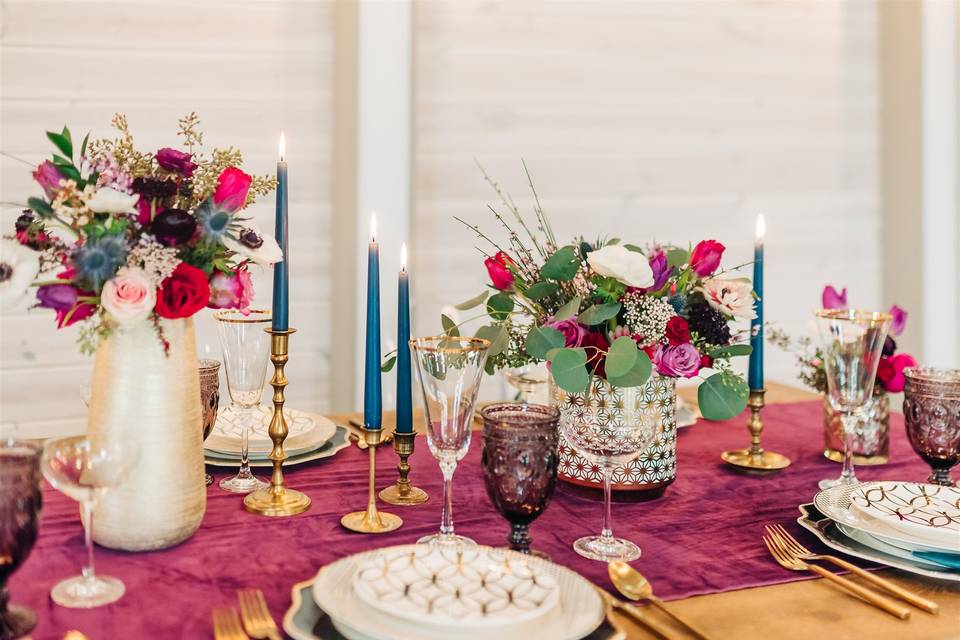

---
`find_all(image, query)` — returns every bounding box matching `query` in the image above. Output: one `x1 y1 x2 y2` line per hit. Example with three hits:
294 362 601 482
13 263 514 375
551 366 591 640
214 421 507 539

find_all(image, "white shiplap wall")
412 0 882 387
0 0 333 437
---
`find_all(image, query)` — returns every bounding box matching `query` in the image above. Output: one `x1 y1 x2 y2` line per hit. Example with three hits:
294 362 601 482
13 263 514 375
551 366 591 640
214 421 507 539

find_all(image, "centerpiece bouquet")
0 113 279 551
445 166 755 493
769 285 914 464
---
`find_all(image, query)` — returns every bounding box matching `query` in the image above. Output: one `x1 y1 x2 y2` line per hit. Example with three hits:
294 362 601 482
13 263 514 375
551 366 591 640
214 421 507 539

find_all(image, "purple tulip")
545 317 587 348
156 148 198 178
821 285 847 310
643 251 673 292
653 343 701 379
888 304 907 337
36 283 79 311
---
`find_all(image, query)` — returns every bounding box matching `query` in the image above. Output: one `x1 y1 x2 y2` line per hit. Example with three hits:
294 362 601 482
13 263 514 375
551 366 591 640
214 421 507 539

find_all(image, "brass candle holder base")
379 431 429 506
341 427 403 533
244 328 312 517
721 388 791 471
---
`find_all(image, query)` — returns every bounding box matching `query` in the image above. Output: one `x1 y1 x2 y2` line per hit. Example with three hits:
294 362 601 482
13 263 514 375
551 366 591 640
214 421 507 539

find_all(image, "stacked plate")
204 405 349 468
296 545 606 640
799 481 960 581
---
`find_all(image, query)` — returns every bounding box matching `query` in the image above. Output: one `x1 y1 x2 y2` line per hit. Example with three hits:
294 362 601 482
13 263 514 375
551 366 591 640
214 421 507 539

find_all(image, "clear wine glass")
0 439 42 636
410 335 490 546
41 436 140 608
215 309 272 494
815 309 892 490
557 377 659 562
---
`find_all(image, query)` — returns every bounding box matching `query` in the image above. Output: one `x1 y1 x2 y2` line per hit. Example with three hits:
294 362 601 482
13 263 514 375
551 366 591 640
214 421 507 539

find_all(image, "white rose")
698 277 757 321
86 187 139 214
0 239 40 311
222 223 283 266
586 245 654 288
101 267 155 323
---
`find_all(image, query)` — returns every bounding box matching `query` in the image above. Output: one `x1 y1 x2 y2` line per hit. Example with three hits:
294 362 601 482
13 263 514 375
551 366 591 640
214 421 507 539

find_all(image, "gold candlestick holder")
244 328 312 516
341 426 403 533
379 431 429 506
721 388 791 471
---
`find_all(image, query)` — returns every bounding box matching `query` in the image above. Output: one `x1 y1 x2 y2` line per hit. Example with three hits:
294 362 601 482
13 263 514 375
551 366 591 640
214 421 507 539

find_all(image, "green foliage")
525 325 565 359
475 324 508 356
381 355 397 372
441 314 459 337
47 127 73 159
454 291 489 310
709 344 753 359
592 276 626 303
607 349 652 388
697 371 750 421
604 336 638 378
524 281 558 300
623 244 644 253
539 246 580 281
549 348 590 394
486 292 514 320
553 295 582 321
667 248 690 268
27 197 54 218
577 302 621 326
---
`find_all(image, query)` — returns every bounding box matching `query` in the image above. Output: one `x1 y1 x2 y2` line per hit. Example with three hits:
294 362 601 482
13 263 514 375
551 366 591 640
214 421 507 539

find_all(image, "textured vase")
823 393 890 465
87 317 206 551
551 375 677 499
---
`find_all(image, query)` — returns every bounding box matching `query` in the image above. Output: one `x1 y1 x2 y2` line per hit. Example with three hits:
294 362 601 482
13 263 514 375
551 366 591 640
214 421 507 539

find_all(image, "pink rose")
101 267 155 324
212 167 252 212
653 343 701 378
689 240 725 277
33 161 63 198
822 285 847 310
545 316 586 348
877 353 917 393
484 251 514 290
888 304 907 337
207 270 254 311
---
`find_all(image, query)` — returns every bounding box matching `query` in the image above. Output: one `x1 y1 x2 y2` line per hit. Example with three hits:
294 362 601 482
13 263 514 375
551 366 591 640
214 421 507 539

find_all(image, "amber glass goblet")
903 367 960 486
481 403 560 557
198 358 221 486
0 439 42 639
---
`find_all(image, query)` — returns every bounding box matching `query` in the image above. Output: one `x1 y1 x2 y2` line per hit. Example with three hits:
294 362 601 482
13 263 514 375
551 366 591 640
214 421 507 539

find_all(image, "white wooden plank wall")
412 0 882 389
0 0 333 437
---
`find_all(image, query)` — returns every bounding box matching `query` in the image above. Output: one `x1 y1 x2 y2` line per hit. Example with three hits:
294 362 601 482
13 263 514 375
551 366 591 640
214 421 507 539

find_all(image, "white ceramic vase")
86 317 206 551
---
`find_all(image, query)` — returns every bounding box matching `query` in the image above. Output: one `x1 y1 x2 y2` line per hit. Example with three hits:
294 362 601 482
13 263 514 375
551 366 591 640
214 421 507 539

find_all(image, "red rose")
665 316 691 345
877 353 917 393
580 331 610 378
156 263 210 319
484 251 515 290
212 167 253 212
689 240 725 277
700 354 714 370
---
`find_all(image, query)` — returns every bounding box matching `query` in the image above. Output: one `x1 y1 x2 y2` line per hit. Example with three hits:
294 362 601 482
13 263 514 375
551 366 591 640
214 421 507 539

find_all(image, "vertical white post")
354 0 413 409
921 0 959 366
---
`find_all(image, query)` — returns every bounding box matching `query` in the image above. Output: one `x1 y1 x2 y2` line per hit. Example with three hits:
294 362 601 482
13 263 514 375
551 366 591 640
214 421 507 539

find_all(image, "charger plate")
283 577 624 640
797 503 960 582
204 426 350 468
206 407 336 457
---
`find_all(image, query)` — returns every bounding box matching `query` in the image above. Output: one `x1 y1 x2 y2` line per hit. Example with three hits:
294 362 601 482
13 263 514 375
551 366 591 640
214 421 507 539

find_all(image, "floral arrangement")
0 113 279 353
768 285 915 394
444 166 754 420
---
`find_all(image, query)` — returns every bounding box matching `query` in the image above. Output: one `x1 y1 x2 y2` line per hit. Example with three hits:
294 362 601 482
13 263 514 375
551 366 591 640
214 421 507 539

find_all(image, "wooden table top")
333 382 960 639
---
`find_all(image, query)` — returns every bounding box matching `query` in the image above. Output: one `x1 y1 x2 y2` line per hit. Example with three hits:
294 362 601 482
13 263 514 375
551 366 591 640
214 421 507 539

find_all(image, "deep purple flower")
882 336 897 357
888 304 907 337
36 283 79 311
821 285 847 310
32 161 63 198
156 148 198 178
544 317 587 348
150 208 197 246
653 343 701 379
643 250 673 292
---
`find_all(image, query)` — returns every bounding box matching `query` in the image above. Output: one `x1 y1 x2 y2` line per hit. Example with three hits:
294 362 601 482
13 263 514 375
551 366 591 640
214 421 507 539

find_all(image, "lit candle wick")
756 214 765 242
401 242 407 272
278 131 286 162
370 212 377 243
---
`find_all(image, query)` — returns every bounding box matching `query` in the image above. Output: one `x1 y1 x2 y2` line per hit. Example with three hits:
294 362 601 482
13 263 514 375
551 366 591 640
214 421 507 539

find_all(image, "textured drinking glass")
215 310 271 493
558 377 659 562
903 367 960 486
481 403 559 557
0 439 41 639
815 309 892 490
410 336 490 545
198 358 221 486
40 436 139 608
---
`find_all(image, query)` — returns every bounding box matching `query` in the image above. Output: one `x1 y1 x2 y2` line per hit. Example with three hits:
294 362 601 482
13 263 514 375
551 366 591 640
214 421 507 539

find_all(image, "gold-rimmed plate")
204 426 350 468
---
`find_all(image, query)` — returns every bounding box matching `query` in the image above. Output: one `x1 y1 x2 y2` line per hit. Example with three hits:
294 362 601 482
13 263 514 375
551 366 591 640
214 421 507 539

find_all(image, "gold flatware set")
213 589 281 640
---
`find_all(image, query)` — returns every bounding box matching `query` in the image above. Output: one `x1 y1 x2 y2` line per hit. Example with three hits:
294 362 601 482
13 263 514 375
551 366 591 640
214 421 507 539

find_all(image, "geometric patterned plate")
204 426 350 468
205 406 336 457
849 482 960 549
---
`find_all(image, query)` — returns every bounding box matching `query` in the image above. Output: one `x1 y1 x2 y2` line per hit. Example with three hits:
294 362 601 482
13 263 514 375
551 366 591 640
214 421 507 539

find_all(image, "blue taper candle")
748 214 764 390
364 213 382 429
271 133 289 331
395 243 412 433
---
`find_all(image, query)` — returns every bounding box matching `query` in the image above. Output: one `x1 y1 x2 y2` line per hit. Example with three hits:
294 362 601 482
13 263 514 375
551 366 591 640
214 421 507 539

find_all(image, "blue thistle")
73 235 127 292
667 294 685 315
195 200 233 243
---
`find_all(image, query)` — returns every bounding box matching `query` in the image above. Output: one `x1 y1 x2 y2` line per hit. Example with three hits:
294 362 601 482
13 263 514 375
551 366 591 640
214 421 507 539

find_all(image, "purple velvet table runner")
14 400 932 639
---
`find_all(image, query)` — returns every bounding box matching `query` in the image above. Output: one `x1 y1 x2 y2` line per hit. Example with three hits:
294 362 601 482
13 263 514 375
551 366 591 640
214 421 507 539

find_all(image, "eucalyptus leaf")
524 281 559 300
553 296 582 321
605 336 638 378
380 355 397 372
550 348 590 394
476 324 508 356
697 372 749 421
27 197 54 218
607 350 652 388
526 325 565 360
667 248 690 268
441 314 460 337
545 347 563 361
454 291 489 310
46 130 72 159
709 344 753 359
623 244 645 253
577 302 621 326
540 246 580 281
486 292 514 320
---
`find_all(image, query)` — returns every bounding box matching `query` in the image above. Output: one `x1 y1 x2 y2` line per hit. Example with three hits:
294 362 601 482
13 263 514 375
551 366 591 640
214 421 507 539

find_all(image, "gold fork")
237 588 282 640
766 524 939 614
763 533 911 619
212 606 249 640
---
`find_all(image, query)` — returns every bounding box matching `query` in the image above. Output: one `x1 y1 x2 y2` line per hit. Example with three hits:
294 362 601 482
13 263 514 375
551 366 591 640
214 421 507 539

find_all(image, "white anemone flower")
86 187 139 214
222 223 283 266
0 239 41 311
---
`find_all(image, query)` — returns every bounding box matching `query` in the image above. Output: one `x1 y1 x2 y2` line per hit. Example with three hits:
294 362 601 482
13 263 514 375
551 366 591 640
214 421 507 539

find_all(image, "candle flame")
370 212 377 243
401 243 407 271
278 132 286 162
756 214 765 241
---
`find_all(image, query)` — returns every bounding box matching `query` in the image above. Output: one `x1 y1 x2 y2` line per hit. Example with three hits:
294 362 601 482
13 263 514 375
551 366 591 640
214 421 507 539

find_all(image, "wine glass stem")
439 459 456 537
600 465 614 543
239 409 251 474
81 500 96 581
840 413 857 482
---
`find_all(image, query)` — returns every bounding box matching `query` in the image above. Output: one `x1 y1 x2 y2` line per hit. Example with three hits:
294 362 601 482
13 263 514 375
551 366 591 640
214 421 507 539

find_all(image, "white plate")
835 523 956 570
813 482 960 554
849 482 960 549
311 545 605 640
206 406 336 456
204 426 351 468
